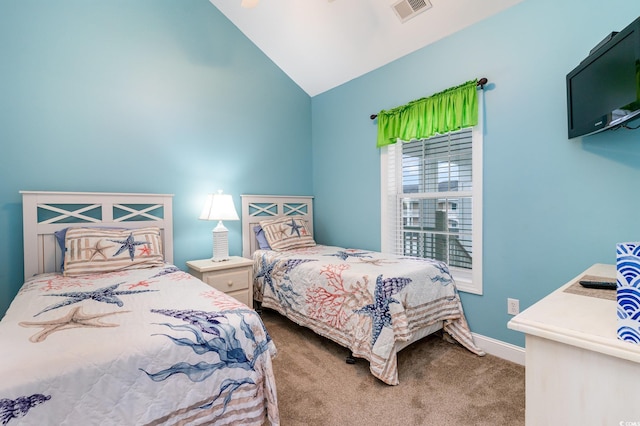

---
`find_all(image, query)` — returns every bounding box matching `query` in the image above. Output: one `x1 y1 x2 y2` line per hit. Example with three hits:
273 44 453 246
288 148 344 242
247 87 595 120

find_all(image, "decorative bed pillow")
253 225 272 250
55 226 125 252
259 217 315 251
55 226 125 271
63 226 164 276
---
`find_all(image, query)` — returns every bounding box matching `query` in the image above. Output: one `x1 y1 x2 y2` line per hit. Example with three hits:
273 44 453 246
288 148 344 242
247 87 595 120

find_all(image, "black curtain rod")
369 77 488 120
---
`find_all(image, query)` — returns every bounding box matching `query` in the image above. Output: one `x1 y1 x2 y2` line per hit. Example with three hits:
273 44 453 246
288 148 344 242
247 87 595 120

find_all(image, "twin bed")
241 195 484 386
1 191 483 424
0 192 278 426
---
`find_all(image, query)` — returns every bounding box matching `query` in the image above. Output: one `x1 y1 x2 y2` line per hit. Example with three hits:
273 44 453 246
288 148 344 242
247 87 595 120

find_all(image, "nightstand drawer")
203 269 250 293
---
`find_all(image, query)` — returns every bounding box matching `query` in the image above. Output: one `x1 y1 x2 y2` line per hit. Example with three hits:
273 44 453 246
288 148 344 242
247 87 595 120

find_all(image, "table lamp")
199 190 239 261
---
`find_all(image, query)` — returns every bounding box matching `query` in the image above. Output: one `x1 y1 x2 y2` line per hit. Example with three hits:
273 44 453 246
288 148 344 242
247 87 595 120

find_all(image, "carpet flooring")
261 309 525 426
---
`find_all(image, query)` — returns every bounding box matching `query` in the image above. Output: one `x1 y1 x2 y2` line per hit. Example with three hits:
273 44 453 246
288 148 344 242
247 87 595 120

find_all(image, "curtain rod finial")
370 114 378 120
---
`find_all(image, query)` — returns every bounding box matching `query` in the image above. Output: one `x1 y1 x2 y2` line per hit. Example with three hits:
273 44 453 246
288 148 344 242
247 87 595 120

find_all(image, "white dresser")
508 263 640 425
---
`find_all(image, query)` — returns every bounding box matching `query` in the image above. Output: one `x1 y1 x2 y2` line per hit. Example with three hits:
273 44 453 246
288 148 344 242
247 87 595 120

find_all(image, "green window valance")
376 79 479 148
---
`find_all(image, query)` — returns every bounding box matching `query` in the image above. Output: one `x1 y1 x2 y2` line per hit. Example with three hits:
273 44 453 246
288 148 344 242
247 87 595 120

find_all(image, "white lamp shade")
199 192 239 222
241 0 259 8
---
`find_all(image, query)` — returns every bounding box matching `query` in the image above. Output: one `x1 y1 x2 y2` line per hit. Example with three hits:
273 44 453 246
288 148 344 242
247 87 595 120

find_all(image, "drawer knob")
227 280 233 287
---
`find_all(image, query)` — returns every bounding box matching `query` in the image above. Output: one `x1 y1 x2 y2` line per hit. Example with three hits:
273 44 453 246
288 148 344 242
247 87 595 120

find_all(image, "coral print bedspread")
0 265 279 426
253 245 484 385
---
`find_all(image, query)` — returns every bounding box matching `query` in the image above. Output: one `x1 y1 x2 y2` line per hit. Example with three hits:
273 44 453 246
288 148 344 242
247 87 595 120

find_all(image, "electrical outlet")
507 298 520 315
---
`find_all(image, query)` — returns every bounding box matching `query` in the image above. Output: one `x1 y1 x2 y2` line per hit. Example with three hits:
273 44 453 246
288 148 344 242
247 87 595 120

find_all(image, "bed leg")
346 353 356 364
254 301 262 315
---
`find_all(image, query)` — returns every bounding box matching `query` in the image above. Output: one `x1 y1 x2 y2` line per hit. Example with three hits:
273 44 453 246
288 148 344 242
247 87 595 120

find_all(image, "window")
381 125 483 294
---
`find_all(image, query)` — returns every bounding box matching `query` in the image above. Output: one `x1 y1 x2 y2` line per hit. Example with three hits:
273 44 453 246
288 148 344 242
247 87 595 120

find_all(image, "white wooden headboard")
21 191 174 279
241 195 314 258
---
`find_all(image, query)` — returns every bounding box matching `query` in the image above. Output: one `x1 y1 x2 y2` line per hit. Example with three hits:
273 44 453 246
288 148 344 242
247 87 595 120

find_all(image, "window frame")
380 106 483 295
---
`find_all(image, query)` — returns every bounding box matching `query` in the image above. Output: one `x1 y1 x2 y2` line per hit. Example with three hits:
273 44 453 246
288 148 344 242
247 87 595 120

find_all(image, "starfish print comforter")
253 245 484 385
0 265 279 425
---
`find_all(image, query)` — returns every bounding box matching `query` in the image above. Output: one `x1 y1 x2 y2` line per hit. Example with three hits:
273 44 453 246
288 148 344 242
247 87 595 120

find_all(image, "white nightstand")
186 256 254 307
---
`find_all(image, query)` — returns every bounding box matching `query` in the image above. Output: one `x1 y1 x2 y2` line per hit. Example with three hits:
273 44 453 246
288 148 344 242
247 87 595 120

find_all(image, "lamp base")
211 221 230 262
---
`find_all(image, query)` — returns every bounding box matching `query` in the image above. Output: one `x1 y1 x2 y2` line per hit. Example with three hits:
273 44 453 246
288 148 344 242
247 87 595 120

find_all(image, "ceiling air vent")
392 0 432 23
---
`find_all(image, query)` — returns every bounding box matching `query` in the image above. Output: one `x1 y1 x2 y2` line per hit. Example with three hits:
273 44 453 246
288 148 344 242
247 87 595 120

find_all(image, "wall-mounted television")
566 16 640 139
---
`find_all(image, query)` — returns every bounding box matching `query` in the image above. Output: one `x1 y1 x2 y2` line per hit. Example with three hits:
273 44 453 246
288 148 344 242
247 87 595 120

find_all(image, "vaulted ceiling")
209 0 523 96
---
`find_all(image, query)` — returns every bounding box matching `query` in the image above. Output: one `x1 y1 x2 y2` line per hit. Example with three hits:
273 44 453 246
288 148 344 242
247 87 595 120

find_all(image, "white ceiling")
209 0 523 97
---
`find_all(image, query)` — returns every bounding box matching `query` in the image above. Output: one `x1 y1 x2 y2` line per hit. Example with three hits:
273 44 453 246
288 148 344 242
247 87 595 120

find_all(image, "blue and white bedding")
253 245 484 386
0 265 279 425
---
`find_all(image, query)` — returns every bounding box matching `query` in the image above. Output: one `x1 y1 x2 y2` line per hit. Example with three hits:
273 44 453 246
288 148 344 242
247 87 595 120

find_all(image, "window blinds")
389 128 474 270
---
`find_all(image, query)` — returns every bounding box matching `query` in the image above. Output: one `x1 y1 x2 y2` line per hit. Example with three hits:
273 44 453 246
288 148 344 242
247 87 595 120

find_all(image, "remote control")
579 280 617 290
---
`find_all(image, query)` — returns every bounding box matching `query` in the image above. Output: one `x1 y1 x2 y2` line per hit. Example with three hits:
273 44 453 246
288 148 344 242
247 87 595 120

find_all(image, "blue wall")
3 0 640 349
0 0 312 317
312 0 640 346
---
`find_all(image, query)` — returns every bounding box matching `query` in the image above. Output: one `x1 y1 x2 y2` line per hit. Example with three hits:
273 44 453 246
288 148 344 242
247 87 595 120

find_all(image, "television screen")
567 17 640 139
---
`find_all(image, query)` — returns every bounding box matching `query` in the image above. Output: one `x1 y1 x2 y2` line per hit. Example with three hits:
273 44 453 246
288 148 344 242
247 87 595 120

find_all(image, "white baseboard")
472 332 525 365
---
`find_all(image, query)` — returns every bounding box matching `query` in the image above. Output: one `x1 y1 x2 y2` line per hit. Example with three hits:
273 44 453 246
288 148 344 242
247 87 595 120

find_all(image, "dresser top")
508 263 640 363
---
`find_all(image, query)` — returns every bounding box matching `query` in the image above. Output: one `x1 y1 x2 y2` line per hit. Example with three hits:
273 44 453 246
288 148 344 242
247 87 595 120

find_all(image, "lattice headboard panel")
21 191 174 279
241 195 314 258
